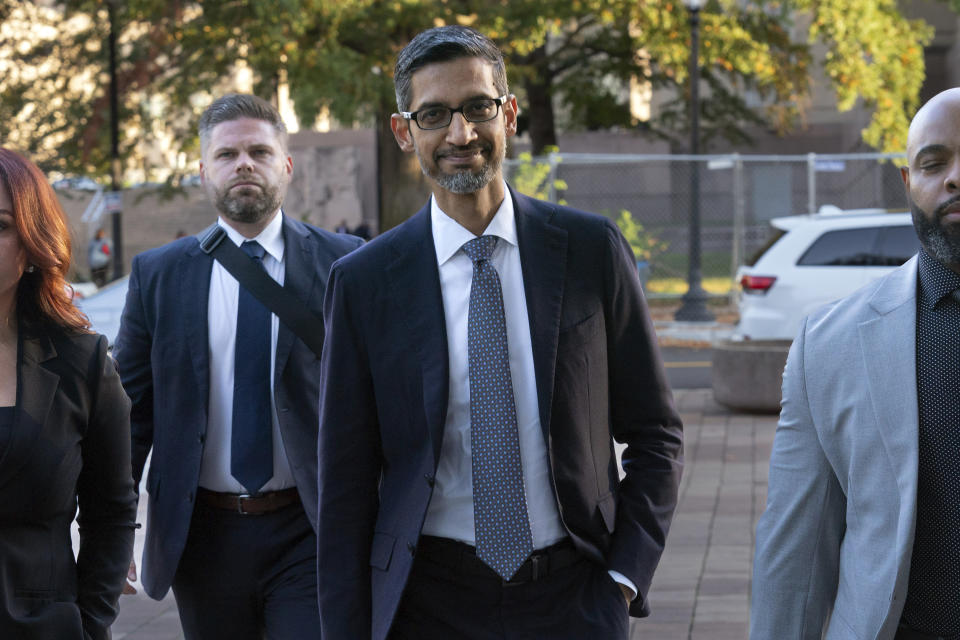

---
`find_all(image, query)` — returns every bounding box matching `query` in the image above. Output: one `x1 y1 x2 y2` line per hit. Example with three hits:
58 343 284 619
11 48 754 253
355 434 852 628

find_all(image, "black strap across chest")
197 224 324 358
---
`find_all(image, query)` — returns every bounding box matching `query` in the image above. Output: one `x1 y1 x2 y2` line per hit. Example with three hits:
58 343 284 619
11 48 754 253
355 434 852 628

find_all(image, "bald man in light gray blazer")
751 255 920 638
753 86 960 639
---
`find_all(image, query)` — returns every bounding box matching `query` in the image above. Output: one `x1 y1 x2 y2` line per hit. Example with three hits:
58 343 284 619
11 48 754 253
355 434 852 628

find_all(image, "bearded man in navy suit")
115 93 362 639
316 26 683 640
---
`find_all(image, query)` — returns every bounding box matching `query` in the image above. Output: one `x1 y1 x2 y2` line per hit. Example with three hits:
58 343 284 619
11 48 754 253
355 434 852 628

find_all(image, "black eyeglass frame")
400 95 510 131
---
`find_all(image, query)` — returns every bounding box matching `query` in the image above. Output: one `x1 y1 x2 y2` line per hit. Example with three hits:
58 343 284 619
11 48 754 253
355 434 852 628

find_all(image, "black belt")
416 536 583 585
897 624 960 640
196 487 299 515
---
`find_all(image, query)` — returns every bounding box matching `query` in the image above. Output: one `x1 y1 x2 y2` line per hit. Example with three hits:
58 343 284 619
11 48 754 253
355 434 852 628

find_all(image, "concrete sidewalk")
629 388 774 639
106 388 774 639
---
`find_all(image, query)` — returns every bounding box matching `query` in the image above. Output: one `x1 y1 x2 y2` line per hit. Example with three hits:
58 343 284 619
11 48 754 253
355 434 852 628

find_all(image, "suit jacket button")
407 541 416 557
424 474 435 487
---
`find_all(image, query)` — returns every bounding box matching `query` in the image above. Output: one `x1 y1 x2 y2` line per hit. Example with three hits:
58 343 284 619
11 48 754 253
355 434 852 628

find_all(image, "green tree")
486 0 932 154
285 1 468 230
0 0 937 230
800 0 931 151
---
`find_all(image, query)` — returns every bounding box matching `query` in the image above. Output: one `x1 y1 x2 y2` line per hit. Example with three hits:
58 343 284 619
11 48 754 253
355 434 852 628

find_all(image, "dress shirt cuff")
608 570 637 600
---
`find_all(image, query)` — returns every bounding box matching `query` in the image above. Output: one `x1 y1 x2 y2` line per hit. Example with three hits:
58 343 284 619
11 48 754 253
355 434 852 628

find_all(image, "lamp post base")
675 285 715 322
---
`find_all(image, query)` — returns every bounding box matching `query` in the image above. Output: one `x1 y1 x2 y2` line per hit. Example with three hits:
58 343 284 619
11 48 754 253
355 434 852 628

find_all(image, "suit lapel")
182 241 214 406
859 257 919 509
276 216 321 376
386 205 449 464
513 190 568 439
0 335 57 488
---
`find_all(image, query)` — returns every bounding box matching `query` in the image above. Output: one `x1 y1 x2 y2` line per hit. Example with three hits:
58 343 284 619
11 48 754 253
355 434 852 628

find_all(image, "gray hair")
198 93 288 155
394 25 508 112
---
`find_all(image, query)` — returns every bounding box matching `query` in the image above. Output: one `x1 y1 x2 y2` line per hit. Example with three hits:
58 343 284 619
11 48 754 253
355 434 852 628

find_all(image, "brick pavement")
105 388 777 639
629 389 776 640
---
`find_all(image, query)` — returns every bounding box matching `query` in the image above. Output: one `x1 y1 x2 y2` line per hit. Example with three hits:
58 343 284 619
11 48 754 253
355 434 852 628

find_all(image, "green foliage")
510 146 568 203
517 0 932 152
614 210 667 263
0 0 941 184
801 0 932 151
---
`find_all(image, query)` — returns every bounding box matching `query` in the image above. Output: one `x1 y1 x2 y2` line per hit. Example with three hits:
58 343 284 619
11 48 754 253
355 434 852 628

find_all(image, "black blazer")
0 329 137 640
317 189 683 640
114 215 363 600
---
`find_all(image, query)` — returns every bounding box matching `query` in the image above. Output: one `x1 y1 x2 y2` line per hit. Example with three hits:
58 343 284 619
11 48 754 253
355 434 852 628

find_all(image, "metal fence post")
807 152 816 214
731 153 744 306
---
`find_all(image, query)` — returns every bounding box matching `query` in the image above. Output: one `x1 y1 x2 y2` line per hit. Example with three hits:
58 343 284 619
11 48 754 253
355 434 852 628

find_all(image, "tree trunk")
522 45 558 155
375 111 431 233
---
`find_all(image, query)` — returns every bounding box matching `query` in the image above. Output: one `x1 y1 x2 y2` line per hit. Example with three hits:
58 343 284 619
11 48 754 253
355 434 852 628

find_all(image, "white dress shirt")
421 188 566 548
199 211 295 493
420 186 637 599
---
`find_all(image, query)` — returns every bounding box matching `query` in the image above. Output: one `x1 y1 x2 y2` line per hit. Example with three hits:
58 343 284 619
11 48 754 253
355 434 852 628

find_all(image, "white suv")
734 207 919 341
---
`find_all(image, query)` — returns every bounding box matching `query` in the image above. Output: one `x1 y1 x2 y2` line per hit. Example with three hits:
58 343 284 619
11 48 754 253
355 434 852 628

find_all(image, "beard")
417 140 504 194
911 195 960 266
209 178 285 225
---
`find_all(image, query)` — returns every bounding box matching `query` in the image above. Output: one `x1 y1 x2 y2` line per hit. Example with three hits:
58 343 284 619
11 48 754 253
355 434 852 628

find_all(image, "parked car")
127 181 164 190
734 207 919 341
52 176 100 192
68 281 99 300
74 275 129 346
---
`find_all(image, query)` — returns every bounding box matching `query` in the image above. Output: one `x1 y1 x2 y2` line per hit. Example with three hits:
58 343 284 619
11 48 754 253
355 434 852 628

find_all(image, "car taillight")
740 274 777 294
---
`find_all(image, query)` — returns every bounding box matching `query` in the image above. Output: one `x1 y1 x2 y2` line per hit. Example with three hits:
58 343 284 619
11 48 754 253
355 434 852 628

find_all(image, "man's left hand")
618 583 632 607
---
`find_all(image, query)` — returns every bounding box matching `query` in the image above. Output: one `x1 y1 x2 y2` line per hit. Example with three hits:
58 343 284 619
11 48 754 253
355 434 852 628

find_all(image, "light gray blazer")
751 255 920 640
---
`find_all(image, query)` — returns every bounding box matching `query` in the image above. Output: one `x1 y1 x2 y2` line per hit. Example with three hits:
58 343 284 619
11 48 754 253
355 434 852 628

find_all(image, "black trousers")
388 538 630 640
171 499 320 640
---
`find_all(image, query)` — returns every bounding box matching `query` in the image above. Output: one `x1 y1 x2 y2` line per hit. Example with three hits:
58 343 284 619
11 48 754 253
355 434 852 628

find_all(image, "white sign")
104 191 123 213
815 160 846 173
707 159 734 170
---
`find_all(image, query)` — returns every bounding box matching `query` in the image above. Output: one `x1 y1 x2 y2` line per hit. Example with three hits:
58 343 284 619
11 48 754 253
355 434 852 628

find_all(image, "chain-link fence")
504 152 908 301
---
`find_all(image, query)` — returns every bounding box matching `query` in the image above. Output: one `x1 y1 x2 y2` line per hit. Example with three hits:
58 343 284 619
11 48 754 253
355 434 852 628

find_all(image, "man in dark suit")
316 26 683 640
114 93 362 639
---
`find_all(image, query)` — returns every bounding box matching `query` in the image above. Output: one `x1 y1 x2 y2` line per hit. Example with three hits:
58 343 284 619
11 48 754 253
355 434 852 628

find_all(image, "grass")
646 276 733 295
653 250 735 279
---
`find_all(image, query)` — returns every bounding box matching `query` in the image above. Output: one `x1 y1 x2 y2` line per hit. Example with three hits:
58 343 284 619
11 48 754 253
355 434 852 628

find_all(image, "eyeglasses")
400 95 509 131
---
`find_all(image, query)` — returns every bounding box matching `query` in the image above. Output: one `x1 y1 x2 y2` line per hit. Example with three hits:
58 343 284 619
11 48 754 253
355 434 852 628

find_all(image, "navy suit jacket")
114 214 362 599
317 189 683 640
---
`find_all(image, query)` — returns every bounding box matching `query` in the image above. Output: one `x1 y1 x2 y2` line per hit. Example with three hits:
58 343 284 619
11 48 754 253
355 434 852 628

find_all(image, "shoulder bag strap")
197 224 325 358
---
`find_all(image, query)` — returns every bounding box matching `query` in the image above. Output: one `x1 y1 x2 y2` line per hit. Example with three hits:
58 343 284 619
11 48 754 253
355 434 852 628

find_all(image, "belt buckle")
502 553 544 587
236 493 253 515
531 554 542 581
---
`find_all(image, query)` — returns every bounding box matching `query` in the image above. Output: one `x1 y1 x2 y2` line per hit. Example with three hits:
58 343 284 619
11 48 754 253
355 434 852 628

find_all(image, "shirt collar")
430 181 517 266
917 248 960 310
217 209 285 263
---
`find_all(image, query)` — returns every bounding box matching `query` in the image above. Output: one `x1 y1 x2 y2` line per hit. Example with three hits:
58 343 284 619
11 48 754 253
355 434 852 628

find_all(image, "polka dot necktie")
231 240 273 494
461 235 533 580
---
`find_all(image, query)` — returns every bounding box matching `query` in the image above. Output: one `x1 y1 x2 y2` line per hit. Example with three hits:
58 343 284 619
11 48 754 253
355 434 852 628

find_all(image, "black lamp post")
675 0 714 321
106 0 124 281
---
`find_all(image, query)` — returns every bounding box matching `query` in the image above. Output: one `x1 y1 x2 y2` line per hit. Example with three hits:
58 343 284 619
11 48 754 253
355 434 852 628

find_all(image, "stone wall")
58 186 215 281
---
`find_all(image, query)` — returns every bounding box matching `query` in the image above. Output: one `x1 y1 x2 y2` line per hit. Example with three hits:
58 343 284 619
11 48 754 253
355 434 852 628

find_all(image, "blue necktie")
231 240 273 494
462 235 533 580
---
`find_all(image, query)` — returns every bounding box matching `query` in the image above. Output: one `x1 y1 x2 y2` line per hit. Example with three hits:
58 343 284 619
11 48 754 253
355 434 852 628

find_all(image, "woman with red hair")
0 148 136 639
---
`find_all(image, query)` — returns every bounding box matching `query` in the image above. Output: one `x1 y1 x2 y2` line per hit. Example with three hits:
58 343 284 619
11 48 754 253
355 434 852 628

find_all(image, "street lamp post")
106 0 124 281
675 0 714 321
